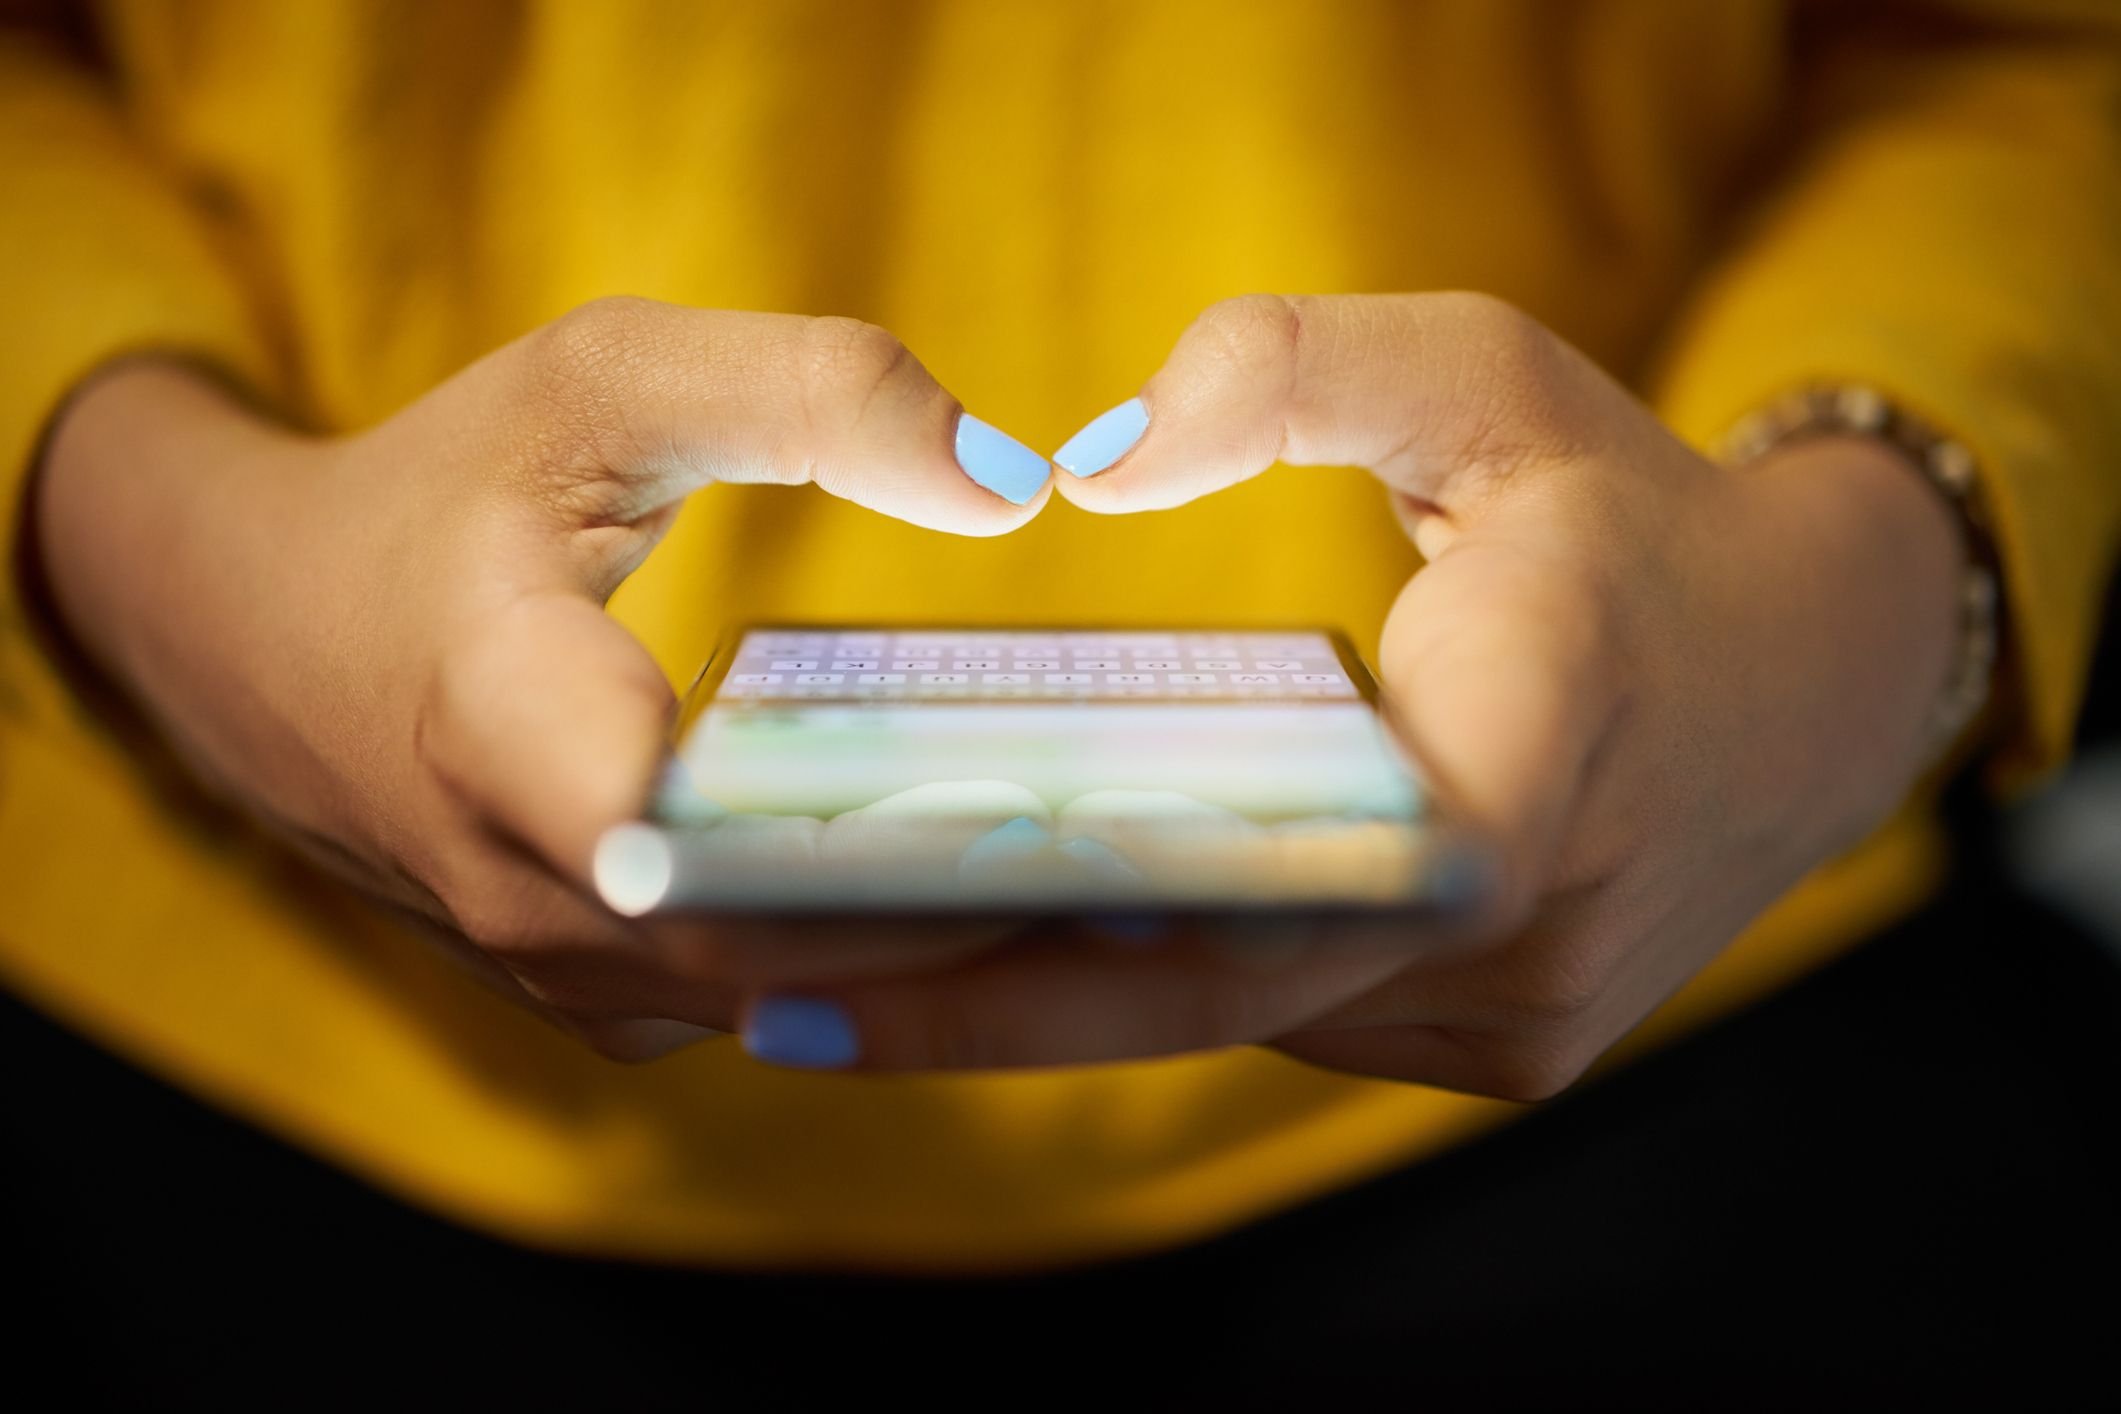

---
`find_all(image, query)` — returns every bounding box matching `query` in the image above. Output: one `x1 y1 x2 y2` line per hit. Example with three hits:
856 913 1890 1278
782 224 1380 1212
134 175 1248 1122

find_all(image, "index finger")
459 298 1056 547
1050 291 1609 516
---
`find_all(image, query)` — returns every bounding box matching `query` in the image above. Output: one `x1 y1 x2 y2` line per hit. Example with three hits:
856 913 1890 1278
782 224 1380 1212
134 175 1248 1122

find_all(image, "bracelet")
1720 384 2001 762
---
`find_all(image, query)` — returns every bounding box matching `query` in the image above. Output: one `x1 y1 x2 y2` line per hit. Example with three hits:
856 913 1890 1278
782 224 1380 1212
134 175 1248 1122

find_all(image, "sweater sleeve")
0 20 274 720
1648 0 2121 786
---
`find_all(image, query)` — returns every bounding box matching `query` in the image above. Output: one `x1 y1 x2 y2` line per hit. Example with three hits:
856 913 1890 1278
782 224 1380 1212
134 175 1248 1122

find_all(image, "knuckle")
1427 292 1566 392
1187 293 1303 375
1421 291 1578 466
520 298 670 461
534 296 658 388
799 316 922 422
1430 290 1545 355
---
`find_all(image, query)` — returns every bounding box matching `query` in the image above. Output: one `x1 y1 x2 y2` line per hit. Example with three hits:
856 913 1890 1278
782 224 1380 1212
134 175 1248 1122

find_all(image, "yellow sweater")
2 0 2118 1271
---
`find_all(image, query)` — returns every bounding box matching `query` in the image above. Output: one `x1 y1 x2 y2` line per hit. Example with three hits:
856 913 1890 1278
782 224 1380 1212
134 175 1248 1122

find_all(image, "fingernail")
1054 397 1148 478
743 996 859 1069
960 814 1051 872
955 414 1050 505
594 823 675 918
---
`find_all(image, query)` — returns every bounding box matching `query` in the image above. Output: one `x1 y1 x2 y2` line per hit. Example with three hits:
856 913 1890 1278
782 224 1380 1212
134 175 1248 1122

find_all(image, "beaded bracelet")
1720 384 2001 762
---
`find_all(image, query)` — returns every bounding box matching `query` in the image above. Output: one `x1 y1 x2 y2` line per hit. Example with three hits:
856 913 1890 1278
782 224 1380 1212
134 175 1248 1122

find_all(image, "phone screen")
596 625 1466 914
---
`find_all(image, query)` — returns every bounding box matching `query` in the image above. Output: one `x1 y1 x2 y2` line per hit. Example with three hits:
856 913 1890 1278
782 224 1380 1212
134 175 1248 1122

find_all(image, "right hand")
33 297 1052 1057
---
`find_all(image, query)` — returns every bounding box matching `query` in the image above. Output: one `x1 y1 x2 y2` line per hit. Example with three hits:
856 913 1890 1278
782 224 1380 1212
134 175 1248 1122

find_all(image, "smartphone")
593 624 1484 916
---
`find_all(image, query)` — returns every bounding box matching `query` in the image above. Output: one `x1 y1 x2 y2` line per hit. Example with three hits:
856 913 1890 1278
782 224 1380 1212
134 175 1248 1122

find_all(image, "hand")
743 293 1966 1097
33 298 1057 1058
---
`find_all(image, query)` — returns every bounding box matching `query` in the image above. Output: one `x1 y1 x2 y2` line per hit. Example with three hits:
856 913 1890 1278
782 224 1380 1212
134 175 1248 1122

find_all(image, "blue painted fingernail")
960 814 1050 872
955 414 1050 505
1054 397 1148 478
743 996 859 1069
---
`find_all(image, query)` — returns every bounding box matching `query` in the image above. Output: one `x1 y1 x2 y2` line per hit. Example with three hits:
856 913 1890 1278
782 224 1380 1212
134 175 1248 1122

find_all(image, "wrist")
1749 431 1972 776
1724 382 2007 772
1766 431 1967 588
35 360 298 699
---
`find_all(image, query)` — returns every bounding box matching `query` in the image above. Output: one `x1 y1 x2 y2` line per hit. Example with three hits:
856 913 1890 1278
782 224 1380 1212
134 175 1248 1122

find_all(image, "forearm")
32 360 341 810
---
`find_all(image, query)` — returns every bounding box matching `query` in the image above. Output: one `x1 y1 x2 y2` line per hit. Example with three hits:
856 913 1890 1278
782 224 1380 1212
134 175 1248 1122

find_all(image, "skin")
34 292 1964 1097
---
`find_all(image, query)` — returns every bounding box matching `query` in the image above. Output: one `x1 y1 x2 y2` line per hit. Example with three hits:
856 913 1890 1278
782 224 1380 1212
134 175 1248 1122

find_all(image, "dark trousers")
8 862 2117 1410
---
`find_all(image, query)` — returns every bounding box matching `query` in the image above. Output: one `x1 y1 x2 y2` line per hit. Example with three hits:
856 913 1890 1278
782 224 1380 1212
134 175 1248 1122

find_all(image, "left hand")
739 293 1967 1097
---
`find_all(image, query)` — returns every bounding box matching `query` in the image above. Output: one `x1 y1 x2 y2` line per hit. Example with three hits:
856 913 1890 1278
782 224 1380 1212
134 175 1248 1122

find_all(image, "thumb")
1377 515 1621 923
1050 291 1610 516
420 590 675 884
